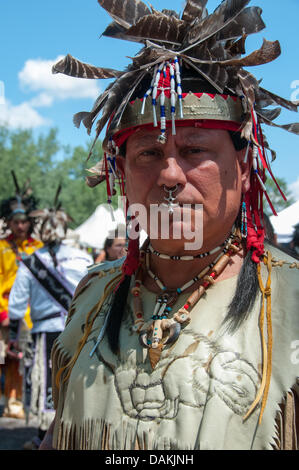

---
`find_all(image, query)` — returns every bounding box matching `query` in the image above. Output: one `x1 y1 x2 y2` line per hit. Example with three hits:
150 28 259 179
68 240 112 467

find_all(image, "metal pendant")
162 185 179 214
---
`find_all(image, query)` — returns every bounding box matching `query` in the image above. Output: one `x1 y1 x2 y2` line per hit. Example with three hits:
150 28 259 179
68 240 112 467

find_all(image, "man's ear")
237 146 252 194
116 155 126 176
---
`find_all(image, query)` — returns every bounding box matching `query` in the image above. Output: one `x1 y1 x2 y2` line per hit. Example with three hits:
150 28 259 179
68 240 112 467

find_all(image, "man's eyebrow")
132 134 161 147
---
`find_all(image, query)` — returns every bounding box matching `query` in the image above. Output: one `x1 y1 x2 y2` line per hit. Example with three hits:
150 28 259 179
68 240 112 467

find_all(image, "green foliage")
0 126 108 228
264 176 295 216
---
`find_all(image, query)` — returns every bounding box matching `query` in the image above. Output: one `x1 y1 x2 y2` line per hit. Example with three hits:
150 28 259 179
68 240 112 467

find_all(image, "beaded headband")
0 171 37 224
103 91 243 150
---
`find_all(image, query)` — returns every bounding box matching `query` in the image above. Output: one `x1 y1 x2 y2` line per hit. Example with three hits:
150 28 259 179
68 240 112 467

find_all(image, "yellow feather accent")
243 251 273 424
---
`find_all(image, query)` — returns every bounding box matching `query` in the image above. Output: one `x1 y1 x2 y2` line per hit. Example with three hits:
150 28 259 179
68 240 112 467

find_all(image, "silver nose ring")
162 185 179 214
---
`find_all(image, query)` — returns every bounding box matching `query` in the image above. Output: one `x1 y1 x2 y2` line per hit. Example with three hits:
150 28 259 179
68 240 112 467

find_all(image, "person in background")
263 214 278 246
288 223 299 260
95 228 127 263
8 185 93 449
0 172 43 419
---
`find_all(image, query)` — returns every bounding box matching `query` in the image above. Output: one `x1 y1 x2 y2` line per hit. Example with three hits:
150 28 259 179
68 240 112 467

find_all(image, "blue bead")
177 288 182 294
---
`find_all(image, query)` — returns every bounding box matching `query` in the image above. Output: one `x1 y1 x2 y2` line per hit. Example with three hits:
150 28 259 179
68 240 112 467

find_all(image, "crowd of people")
0 175 126 449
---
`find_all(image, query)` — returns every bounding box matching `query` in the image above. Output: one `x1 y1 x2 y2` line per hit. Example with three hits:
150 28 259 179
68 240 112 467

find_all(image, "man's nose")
156 155 187 189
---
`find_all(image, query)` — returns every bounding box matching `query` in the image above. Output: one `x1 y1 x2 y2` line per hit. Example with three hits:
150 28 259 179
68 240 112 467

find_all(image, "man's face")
117 126 250 249
8 216 31 241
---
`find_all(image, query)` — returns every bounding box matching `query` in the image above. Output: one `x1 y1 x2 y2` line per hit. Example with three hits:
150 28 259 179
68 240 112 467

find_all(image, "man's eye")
138 149 160 159
187 148 203 154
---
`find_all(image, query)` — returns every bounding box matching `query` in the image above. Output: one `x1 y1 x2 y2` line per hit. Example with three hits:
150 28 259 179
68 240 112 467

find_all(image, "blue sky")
0 0 299 197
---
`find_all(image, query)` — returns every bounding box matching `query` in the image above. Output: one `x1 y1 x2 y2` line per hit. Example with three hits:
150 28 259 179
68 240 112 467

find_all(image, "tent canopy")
270 200 299 244
75 204 126 249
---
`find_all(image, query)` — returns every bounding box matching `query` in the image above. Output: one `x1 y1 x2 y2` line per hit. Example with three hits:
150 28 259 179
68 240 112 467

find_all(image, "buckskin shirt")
51 245 299 450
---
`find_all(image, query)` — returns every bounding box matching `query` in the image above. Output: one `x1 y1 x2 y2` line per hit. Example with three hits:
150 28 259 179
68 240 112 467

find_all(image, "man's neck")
142 232 244 293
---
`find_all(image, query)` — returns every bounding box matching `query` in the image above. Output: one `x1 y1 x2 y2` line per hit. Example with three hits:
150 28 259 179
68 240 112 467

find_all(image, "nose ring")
162 185 179 214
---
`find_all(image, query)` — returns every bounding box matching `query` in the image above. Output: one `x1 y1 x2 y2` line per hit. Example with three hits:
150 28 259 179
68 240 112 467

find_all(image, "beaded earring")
241 196 248 239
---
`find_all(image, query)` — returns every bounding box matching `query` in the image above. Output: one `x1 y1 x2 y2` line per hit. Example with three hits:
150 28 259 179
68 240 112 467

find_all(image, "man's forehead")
127 126 220 146
10 214 28 222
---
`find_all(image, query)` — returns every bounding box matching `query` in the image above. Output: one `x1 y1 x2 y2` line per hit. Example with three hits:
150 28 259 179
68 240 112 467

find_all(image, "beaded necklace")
148 232 235 261
131 232 242 369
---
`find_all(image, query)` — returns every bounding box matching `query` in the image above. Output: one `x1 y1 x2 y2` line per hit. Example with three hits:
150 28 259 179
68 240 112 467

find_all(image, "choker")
131 230 242 369
147 232 235 261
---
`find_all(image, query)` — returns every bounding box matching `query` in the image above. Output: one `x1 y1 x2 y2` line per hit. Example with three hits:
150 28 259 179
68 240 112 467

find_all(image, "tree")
264 176 295 216
0 126 110 229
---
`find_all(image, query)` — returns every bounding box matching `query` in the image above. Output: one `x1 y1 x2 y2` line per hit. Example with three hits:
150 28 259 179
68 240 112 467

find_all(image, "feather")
257 113 299 136
187 39 281 68
182 0 208 24
182 0 251 50
29 209 50 219
96 70 145 137
53 184 62 209
73 112 91 129
101 21 144 43
214 39 281 67
131 43 175 69
97 0 151 29
257 107 281 122
11 171 20 195
225 35 247 57
216 6 265 42
125 14 185 45
162 10 180 18
259 87 298 113
85 160 106 188
74 87 111 133
182 56 225 93
52 54 123 79
108 70 148 134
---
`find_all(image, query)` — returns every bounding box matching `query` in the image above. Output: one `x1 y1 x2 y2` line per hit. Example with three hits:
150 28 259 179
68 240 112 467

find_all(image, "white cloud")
0 99 51 129
0 56 101 131
29 92 54 108
19 56 100 102
290 177 299 201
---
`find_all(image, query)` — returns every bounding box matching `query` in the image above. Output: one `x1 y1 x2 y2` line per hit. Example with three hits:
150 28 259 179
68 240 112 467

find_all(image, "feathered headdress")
29 184 73 244
52 0 299 261
53 0 299 145
0 171 38 226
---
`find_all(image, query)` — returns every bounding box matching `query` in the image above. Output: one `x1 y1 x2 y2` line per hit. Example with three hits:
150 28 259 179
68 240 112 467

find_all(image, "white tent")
270 200 299 244
74 204 126 249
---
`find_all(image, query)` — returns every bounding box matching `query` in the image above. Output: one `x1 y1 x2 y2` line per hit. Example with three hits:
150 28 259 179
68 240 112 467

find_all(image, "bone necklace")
131 232 242 369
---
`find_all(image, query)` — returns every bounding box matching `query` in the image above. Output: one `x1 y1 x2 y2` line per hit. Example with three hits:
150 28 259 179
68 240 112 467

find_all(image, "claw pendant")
138 292 190 369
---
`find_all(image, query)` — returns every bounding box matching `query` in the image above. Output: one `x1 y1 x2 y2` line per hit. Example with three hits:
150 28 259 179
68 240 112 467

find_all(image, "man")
42 1 299 450
0 173 43 419
8 186 93 449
